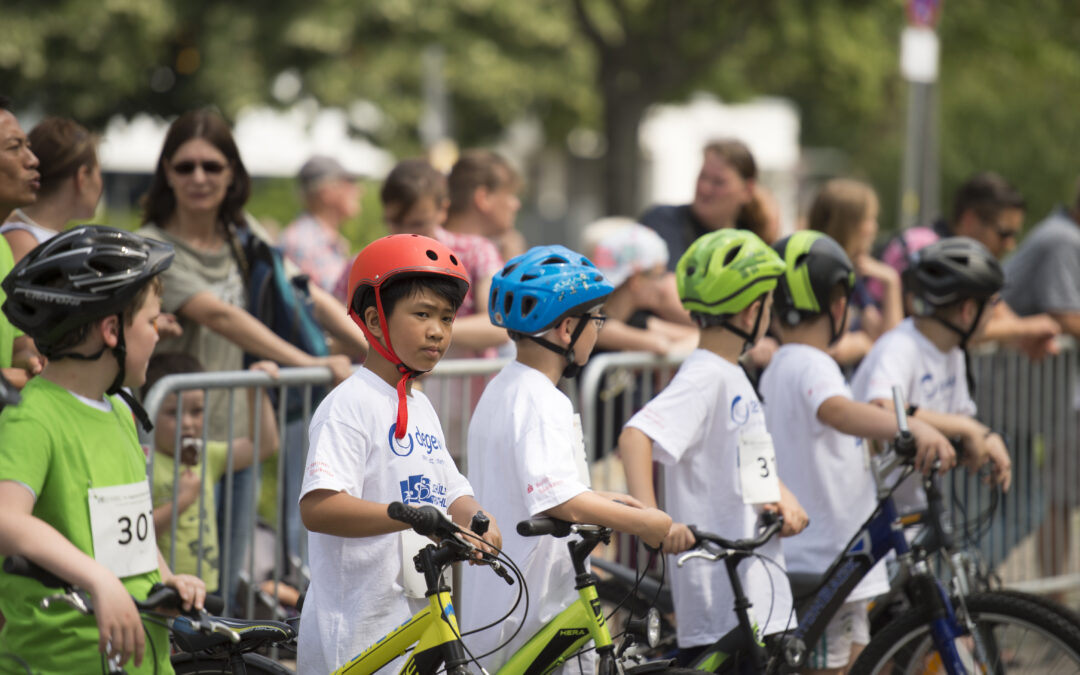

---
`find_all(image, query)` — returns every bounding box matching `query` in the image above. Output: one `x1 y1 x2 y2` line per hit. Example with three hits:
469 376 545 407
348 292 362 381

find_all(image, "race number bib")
737 431 781 505
88 482 158 578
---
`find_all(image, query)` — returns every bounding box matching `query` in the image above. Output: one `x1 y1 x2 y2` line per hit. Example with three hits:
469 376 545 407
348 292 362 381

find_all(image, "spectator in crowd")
639 139 769 268
136 109 358 601
145 353 279 594
1000 176 1080 590
808 179 903 366
0 96 43 389
586 218 697 355
2 117 101 262
378 158 508 356
877 172 1059 358
446 149 527 262
279 156 361 293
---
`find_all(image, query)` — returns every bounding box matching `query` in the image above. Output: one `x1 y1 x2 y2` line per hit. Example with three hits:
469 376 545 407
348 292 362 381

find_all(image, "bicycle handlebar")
3 555 225 615
689 511 784 553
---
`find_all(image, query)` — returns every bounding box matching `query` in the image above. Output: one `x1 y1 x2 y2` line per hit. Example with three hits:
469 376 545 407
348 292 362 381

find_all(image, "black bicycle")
2 556 295 674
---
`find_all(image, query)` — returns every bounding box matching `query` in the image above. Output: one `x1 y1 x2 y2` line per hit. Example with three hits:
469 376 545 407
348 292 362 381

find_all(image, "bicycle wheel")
171 652 295 674
850 592 1080 674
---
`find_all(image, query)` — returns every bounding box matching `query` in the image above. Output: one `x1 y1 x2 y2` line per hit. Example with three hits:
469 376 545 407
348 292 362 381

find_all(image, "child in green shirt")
0 226 206 674
143 352 280 594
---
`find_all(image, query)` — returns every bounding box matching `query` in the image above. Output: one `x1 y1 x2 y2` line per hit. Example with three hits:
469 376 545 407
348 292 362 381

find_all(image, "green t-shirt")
151 441 228 591
0 235 20 370
0 378 172 675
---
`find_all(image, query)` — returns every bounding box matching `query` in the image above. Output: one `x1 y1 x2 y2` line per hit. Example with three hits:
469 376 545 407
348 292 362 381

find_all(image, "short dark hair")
141 108 251 230
447 150 520 216
353 276 466 327
950 172 1025 229
0 95 11 111
44 275 164 359
142 352 205 399
381 159 447 216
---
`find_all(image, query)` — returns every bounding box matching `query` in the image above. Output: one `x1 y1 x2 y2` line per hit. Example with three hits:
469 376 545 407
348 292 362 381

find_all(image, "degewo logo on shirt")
918 373 956 402
730 395 762 426
387 424 444 457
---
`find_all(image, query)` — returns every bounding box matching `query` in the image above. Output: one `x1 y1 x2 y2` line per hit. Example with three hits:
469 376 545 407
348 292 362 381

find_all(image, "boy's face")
154 389 206 463
383 286 456 372
123 290 162 389
566 308 605 366
385 196 446 237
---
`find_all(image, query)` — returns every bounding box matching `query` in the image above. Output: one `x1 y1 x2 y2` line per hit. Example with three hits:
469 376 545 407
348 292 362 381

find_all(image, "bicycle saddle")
171 615 296 654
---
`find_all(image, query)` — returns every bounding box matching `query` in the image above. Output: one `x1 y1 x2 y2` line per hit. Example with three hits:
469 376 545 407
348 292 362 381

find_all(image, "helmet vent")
794 252 810 268
503 262 519 275
521 295 537 317
541 256 567 265
723 245 742 267
520 273 538 282
425 250 439 261
503 291 514 316
449 254 459 266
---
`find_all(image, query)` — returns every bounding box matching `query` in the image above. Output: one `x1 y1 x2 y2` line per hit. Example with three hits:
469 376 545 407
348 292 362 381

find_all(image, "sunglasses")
171 159 227 175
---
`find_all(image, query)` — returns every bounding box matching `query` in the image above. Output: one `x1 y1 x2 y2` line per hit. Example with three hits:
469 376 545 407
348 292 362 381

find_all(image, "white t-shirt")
460 360 591 672
850 318 976 512
296 367 473 675
624 349 793 647
761 344 889 602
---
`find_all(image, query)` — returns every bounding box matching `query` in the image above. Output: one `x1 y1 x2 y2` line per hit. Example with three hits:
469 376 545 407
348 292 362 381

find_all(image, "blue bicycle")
675 388 1080 674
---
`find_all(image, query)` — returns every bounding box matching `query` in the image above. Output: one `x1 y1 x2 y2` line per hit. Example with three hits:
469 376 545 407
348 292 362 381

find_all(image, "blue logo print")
399 474 449 507
918 373 956 401
388 424 415 457
730 395 761 426
388 425 443 456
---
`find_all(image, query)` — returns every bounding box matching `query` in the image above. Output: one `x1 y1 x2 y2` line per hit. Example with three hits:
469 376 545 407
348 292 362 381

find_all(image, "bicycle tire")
849 591 1080 674
171 652 295 674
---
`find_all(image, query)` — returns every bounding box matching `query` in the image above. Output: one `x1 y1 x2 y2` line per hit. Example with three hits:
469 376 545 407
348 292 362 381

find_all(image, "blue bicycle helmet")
489 245 613 335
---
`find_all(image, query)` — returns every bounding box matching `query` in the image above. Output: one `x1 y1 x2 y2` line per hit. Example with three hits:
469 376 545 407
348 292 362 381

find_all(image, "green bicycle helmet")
677 229 785 347
773 230 855 344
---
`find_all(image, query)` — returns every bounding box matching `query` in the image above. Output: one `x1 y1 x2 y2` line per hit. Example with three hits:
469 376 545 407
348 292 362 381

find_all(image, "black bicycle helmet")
772 231 855 344
2 226 173 431
2 225 175 352
903 236 1003 312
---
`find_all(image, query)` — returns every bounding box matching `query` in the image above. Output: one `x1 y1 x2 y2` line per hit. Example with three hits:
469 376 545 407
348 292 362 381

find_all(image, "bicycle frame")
499 581 611 674
692 468 968 673
332 589 466 675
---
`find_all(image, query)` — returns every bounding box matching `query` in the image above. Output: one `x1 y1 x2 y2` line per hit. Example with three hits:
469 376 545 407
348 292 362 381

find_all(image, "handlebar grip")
516 517 574 538
203 594 225 615
387 502 442 537
470 511 490 537
3 555 68 589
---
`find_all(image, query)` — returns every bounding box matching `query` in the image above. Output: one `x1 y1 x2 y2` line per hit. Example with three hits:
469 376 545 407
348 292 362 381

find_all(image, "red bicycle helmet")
347 234 470 437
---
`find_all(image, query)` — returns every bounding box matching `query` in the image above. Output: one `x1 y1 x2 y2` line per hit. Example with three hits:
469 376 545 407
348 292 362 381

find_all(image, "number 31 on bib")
737 431 781 505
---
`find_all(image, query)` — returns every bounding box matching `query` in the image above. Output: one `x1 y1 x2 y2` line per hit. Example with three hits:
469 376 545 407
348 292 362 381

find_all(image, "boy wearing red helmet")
297 234 502 675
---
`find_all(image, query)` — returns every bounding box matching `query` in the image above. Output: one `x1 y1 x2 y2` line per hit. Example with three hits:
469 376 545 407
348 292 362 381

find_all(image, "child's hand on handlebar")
767 482 808 537
161 569 207 612
663 522 696 554
971 431 1012 492
476 517 503 559
910 418 956 474
88 566 145 668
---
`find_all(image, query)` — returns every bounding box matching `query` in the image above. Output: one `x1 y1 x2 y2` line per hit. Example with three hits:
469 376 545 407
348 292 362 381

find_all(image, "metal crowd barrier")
139 343 1080 622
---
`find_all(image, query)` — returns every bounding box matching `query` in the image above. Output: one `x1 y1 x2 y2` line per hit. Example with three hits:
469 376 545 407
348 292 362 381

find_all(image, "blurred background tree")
2 0 1078 234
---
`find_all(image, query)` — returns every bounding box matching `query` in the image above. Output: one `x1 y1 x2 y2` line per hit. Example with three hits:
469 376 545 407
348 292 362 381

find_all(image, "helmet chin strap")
930 300 988 397
356 290 427 439
529 316 591 379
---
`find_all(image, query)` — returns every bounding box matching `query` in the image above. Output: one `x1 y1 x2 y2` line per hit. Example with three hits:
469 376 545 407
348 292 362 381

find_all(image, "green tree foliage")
2 0 1078 231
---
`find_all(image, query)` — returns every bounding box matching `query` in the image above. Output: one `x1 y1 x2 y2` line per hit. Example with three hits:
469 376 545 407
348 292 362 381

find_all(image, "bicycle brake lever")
676 549 722 568
207 619 241 643
40 590 90 615
486 558 514 586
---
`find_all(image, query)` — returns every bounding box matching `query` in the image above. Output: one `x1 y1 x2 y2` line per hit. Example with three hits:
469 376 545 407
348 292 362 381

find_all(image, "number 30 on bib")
88 481 159 578
737 431 781 505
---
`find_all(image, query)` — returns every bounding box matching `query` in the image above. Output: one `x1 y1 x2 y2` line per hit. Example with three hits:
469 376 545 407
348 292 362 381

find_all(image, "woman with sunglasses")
137 109 363 598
